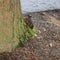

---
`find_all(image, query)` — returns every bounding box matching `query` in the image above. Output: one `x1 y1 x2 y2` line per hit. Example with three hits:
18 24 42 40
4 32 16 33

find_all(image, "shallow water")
20 0 60 14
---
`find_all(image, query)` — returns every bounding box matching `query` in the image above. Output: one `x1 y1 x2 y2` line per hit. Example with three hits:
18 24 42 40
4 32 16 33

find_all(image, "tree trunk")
0 0 22 52
0 0 34 52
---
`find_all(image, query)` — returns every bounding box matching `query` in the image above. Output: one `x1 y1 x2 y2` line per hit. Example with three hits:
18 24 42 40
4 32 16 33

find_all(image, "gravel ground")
24 10 60 60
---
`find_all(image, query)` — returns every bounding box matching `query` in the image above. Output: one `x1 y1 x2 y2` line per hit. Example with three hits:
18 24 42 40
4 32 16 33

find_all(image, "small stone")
43 28 46 31
49 43 53 47
34 34 37 37
38 30 41 33
37 37 40 39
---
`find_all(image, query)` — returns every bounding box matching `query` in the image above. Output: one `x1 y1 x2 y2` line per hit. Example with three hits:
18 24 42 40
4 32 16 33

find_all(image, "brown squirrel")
24 15 34 29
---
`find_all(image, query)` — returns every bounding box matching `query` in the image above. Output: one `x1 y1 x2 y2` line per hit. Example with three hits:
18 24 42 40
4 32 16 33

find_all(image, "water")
20 0 60 14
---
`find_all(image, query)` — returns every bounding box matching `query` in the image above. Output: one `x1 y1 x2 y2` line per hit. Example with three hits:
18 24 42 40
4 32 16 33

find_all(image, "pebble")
34 34 37 37
49 43 53 47
43 28 46 31
38 30 41 33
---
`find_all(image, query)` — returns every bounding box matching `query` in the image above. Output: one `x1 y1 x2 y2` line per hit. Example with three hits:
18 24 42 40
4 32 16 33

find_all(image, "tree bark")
0 0 34 52
0 0 24 52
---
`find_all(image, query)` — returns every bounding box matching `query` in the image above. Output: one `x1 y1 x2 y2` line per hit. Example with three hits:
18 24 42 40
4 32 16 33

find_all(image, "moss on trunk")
0 0 35 52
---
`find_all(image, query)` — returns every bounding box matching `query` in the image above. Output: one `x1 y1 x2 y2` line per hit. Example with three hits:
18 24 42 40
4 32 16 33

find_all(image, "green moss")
14 19 35 48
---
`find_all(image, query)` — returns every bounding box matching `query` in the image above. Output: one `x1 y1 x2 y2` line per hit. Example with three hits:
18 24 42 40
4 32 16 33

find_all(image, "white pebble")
34 34 37 37
49 43 53 47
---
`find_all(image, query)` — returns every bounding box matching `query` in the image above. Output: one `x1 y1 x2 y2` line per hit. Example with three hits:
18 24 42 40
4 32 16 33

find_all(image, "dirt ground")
0 9 60 60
